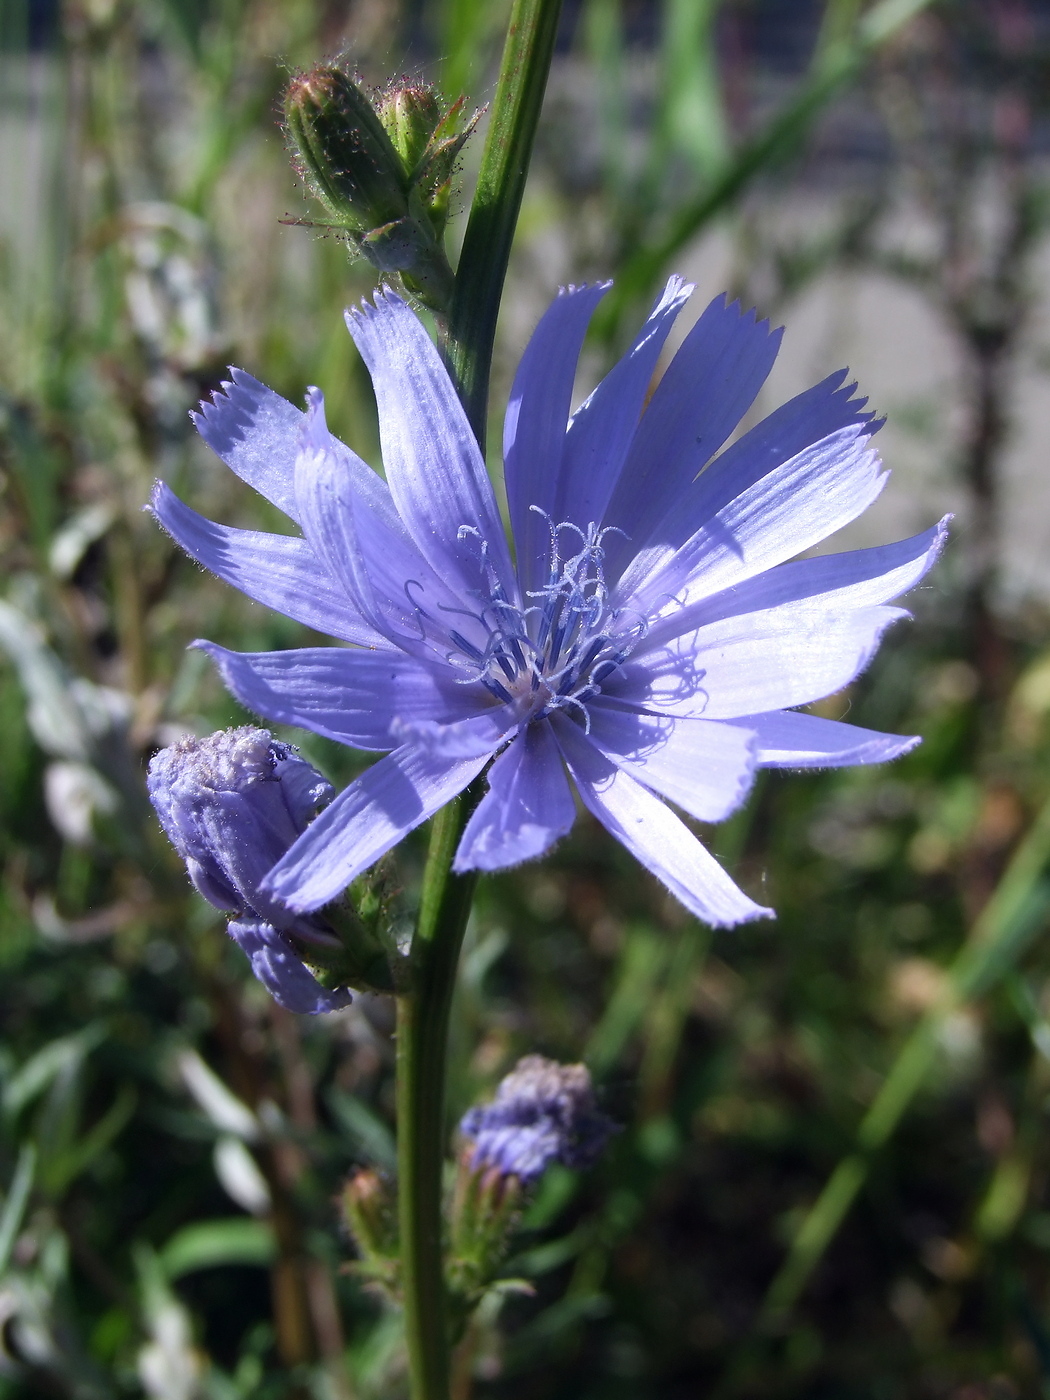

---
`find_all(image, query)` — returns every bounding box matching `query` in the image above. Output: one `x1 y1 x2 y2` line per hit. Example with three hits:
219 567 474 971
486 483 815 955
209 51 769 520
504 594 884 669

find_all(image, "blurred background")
5 0 1050 1395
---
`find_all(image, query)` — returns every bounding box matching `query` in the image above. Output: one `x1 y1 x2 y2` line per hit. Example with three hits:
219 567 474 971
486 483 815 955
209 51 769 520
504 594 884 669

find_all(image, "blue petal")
555 275 693 533
150 482 386 647
192 369 401 533
601 296 782 576
608 370 878 580
617 602 908 719
586 700 757 822
294 392 484 654
195 642 487 750
391 708 518 759
618 425 887 616
228 919 352 1014
454 722 576 871
192 370 305 522
552 715 771 927
642 516 949 650
345 290 516 602
503 283 611 594
261 745 489 912
725 710 920 768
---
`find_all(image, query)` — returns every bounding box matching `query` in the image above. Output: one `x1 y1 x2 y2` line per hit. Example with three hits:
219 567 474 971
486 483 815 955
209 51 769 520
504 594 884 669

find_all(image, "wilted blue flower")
460 1055 615 1181
152 279 947 923
147 727 352 1013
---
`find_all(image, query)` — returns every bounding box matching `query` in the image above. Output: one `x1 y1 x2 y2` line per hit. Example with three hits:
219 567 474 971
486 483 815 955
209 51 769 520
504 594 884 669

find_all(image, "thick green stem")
397 788 482 1400
444 0 563 443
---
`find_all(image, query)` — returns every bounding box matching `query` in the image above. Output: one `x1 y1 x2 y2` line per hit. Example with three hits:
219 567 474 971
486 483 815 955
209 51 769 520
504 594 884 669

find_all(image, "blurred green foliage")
6 0 1050 1396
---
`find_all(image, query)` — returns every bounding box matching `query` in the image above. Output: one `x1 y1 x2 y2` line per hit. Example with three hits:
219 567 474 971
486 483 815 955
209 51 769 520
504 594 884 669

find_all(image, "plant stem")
444 0 563 444
397 788 482 1400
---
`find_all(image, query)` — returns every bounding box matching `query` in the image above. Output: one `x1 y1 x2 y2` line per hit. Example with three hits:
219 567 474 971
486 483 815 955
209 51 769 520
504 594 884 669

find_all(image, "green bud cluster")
284 67 481 313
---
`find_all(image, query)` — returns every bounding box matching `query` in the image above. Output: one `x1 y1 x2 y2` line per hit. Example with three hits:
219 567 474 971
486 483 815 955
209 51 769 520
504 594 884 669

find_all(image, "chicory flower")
459 1055 615 1182
151 279 947 925
147 727 353 1013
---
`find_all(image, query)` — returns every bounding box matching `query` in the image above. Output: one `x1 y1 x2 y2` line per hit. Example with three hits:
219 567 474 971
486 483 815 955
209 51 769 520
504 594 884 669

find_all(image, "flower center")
444 513 646 729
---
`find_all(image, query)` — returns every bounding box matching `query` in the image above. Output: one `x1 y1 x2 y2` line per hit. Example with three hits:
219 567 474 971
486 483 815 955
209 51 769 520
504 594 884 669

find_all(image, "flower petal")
228 919 352 1014
192 368 398 530
552 716 771 927
195 642 486 750
454 722 576 871
391 708 517 759
610 370 878 579
725 710 920 767
503 283 611 594
345 290 516 599
192 370 305 521
150 482 385 646
587 700 757 822
555 276 693 533
618 602 908 719
261 746 488 912
619 425 887 616
602 296 782 575
642 516 950 651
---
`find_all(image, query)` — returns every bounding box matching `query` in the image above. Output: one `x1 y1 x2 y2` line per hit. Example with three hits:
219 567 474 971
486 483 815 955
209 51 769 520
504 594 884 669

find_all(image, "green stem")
444 0 563 444
397 786 482 1400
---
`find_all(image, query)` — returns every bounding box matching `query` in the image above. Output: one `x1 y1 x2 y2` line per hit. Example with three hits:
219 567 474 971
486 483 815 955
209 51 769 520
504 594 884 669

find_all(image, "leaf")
160 1218 277 1279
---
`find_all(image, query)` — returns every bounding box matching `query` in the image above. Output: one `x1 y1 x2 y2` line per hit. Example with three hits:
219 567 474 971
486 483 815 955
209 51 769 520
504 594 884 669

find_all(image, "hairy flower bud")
283 68 463 312
378 85 443 179
147 727 393 1012
285 68 409 235
459 1055 616 1183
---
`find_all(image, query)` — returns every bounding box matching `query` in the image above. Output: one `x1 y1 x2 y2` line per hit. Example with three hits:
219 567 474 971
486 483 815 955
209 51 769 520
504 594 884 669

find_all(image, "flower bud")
284 68 409 235
147 727 393 1011
377 85 444 179
341 1168 399 1284
283 68 460 312
459 1055 616 1183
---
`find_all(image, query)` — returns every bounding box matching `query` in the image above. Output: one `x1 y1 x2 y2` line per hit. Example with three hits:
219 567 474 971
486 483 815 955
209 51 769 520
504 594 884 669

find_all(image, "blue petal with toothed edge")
725 710 920 768
261 746 490 913
553 715 772 927
192 368 400 531
503 283 611 595
345 290 516 602
586 700 757 823
605 371 879 581
150 483 387 648
454 721 576 872
615 602 908 720
601 295 783 573
194 642 489 750
555 276 693 534
618 426 887 618
640 516 949 652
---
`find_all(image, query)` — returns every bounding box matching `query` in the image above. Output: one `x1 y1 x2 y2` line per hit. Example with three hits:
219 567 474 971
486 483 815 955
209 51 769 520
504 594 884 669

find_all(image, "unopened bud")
283 68 463 312
378 85 444 178
341 1169 399 1296
285 68 409 234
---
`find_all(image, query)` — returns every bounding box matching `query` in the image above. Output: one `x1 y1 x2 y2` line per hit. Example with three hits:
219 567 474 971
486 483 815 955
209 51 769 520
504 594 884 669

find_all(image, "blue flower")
459 1055 615 1182
152 279 947 924
147 727 353 1013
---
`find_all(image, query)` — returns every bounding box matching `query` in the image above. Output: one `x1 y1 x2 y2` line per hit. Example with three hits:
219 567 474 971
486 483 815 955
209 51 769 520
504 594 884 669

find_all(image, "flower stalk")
397 786 483 1400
